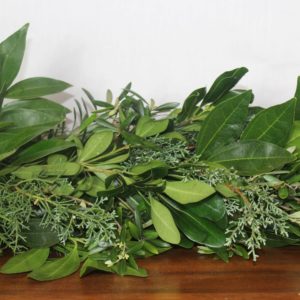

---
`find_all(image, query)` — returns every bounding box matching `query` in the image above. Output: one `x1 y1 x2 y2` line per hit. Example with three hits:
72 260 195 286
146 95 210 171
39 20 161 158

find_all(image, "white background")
1 0 300 108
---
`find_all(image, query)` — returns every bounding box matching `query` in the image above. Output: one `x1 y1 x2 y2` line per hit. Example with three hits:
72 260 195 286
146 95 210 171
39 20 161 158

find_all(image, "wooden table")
1 247 300 300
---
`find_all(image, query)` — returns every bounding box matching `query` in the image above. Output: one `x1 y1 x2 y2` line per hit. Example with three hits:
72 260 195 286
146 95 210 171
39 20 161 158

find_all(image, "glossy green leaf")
177 87 206 122
241 98 296 146
130 160 168 176
208 140 294 176
13 138 75 164
0 124 57 156
163 197 226 247
196 91 252 157
28 245 80 281
1 99 69 127
150 196 181 244
163 180 215 204
0 248 49 274
202 67 248 105
135 116 169 137
80 259 113 277
79 131 113 162
0 24 28 96
5 77 71 99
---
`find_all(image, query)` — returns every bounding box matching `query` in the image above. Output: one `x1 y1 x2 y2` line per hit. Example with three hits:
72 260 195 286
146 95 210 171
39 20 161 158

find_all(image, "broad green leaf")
28 245 80 281
0 121 14 130
135 116 169 137
196 91 252 157
0 124 57 156
177 87 206 122
79 131 113 162
0 149 16 162
163 197 226 247
0 24 28 96
241 98 296 146
208 140 294 176
5 77 71 99
183 194 226 222
294 76 300 120
13 138 75 164
288 121 300 142
202 67 248 106
163 180 215 204
0 248 49 274
23 218 60 248
150 197 180 244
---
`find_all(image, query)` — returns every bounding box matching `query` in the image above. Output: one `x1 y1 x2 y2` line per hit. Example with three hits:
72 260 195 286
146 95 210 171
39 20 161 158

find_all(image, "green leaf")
22 218 59 248
80 259 113 277
0 149 16 162
1 99 70 127
0 24 28 96
177 87 206 122
130 160 168 177
13 138 75 164
5 77 71 99
150 196 181 244
163 180 215 204
135 116 169 137
0 124 57 156
196 91 252 157
202 67 248 106
0 248 49 274
163 197 226 247
208 140 294 176
79 131 113 162
28 245 80 281
294 76 300 120
241 98 296 146
154 102 179 112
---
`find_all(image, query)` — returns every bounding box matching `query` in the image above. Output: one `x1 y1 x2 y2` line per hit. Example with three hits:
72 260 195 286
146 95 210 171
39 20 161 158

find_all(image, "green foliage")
1 24 300 282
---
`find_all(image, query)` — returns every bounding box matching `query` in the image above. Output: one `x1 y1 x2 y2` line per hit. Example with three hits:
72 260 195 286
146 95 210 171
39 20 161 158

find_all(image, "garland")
0 24 300 281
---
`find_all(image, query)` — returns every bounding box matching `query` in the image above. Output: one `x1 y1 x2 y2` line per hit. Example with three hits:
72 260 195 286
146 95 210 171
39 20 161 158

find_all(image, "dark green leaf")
241 98 296 146
196 91 252 157
208 140 294 176
202 67 248 105
5 77 71 99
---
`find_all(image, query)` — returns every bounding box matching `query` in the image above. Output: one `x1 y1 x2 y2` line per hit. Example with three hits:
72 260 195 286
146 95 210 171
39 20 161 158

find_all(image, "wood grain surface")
1 247 300 300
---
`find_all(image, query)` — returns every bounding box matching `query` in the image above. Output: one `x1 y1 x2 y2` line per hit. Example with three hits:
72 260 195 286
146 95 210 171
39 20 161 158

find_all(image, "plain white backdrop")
1 0 300 108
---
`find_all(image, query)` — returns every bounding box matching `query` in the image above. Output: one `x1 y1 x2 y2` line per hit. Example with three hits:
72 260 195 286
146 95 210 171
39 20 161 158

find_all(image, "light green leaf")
136 116 169 137
0 24 28 96
150 196 180 244
28 245 80 281
164 180 215 204
5 77 71 99
0 248 49 274
208 140 294 176
79 131 113 162
202 67 248 106
241 98 296 146
196 91 252 157
0 149 16 162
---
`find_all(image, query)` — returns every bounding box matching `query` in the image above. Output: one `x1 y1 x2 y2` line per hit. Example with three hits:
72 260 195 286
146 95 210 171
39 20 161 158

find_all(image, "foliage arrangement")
1 25 300 281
